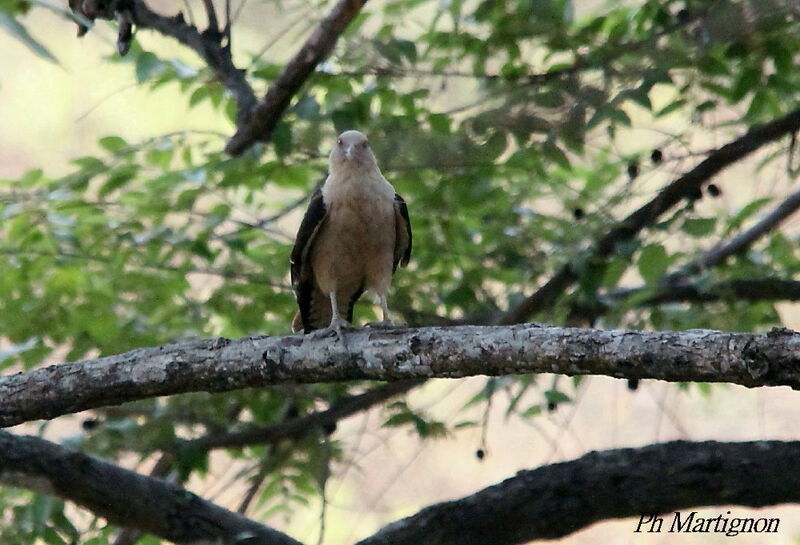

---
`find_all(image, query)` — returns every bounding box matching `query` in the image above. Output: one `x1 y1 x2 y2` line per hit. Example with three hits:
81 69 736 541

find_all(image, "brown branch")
3 325 800 428
355 440 800 545
593 187 800 314
103 379 417 524
111 454 175 545
181 379 421 452
7 430 800 545
201 0 219 34
225 0 369 155
129 1 257 124
224 0 232 46
498 107 800 325
0 431 303 545
672 185 800 282
570 278 800 319
642 278 800 305
108 381 419 541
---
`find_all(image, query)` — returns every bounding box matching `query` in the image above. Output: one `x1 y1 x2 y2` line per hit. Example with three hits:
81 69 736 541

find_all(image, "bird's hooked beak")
344 144 355 160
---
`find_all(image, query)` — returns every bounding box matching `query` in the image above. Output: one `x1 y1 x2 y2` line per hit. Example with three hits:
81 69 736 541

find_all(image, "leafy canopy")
2 0 800 543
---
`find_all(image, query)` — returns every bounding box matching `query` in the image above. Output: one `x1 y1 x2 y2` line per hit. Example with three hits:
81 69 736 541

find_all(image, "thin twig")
201 0 219 33
678 185 800 279
224 0 231 46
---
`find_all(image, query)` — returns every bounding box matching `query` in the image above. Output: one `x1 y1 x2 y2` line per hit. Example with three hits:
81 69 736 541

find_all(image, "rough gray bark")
2 325 800 428
356 440 800 545
0 431 302 545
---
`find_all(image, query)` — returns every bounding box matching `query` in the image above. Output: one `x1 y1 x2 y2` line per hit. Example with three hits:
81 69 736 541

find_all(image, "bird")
290 130 412 335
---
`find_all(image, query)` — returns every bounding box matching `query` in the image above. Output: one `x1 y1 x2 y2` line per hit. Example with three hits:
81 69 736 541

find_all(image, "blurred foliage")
3 0 800 542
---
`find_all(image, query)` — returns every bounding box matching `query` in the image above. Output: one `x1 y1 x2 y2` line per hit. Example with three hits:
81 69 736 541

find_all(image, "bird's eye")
361 141 368 149
337 138 343 146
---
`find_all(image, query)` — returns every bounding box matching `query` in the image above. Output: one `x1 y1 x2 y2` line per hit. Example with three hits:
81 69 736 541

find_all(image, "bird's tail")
293 288 334 333
291 311 304 333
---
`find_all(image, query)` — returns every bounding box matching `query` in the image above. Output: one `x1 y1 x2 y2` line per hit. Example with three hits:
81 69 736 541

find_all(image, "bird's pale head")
329 130 378 173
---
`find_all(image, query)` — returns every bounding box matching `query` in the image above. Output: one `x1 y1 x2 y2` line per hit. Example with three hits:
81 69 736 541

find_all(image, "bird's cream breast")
312 173 397 296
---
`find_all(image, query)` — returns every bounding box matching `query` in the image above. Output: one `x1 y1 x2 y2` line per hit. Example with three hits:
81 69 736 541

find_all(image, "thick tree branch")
3 325 800 427
111 454 177 545
225 0 368 155
7 434 800 545
356 440 800 545
129 1 257 123
109 373 418 541
637 278 800 306
498 107 800 325
0 431 303 545
565 278 800 322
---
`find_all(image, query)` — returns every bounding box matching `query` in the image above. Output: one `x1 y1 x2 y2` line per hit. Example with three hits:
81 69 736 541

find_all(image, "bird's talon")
366 320 402 329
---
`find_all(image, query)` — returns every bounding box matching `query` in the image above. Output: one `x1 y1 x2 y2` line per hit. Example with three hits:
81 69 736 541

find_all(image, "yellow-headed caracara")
290 130 412 334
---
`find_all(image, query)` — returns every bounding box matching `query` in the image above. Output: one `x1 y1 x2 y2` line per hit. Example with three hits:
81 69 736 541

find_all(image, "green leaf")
533 91 564 108
42 527 67 545
0 12 58 64
522 405 542 417
745 91 767 120
681 217 716 237
135 52 166 83
638 244 670 286
272 121 292 157
395 39 417 63
625 86 652 110
544 390 570 404
602 259 628 288
543 139 570 169
605 107 631 126
655 99 687 118
189 86 210 108
71 156 106 170
730 67 761 103
294 95 320 120
100 165 139 197
728 197 772 232
428 113 450 133
175 445 209 481
98 136 128 154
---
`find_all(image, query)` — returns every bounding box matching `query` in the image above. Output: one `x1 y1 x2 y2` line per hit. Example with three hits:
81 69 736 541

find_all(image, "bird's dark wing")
393 193 412 272
290 188 328 331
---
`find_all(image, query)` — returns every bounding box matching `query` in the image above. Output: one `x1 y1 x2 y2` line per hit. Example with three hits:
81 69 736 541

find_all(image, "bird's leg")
327 292 351 332
308 292 352 343
311 292 352 352
379 294 392 324
367 295 400 328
